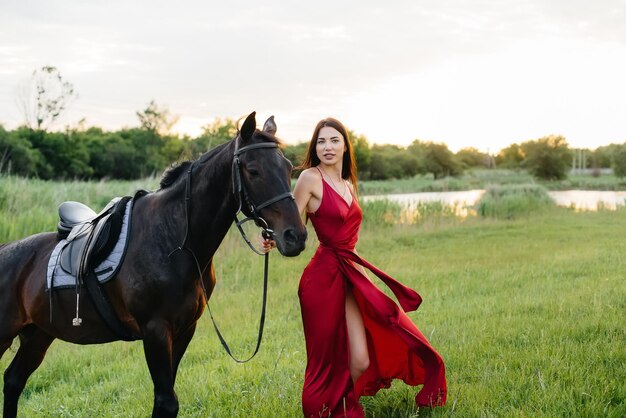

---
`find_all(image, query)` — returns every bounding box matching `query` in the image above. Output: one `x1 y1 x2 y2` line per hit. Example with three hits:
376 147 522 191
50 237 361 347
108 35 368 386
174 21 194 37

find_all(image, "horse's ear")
240 111 256 143
262 115 277 136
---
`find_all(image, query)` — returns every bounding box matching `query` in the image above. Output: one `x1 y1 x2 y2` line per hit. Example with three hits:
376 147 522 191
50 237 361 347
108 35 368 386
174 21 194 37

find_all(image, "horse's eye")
247 168 259 176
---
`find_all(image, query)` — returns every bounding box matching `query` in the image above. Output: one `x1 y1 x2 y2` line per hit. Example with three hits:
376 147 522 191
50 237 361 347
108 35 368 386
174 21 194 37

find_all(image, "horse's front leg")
142 319 179 418
172 322 197 385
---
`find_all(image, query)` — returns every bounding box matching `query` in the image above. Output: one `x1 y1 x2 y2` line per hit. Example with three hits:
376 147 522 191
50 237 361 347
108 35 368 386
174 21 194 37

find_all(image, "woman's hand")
258 232 276 253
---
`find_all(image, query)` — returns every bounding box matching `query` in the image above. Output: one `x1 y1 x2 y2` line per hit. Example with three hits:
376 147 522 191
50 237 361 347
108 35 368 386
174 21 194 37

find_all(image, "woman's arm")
260 168 322 252
293 168 322 216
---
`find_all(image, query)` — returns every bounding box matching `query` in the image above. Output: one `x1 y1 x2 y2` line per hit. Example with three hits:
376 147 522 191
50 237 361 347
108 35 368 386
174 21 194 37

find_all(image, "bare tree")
16 65 77 131
136 100 179 135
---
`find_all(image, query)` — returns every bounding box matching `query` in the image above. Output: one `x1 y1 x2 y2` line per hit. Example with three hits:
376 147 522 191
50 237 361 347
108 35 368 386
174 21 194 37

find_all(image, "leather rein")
169 136 294 363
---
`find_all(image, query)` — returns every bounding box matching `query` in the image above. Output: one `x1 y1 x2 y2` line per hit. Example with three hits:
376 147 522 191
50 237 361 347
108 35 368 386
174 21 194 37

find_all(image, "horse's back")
0 232 56 338
0 232 57 293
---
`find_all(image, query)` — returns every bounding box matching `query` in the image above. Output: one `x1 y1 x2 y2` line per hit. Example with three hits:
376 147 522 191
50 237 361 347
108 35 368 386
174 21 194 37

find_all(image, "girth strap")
83 269 140 341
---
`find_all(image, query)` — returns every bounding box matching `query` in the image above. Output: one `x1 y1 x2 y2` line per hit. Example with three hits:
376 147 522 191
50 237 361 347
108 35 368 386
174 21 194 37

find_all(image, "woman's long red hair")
299 117 358 193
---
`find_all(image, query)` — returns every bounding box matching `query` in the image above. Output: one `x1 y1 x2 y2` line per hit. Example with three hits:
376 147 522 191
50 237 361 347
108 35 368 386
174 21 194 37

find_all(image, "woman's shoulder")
295 167 323 196
298 167 322 183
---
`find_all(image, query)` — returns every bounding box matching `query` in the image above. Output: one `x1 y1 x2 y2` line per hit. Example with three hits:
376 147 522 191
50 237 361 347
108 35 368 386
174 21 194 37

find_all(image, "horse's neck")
151 141 239 276
186 142 238 261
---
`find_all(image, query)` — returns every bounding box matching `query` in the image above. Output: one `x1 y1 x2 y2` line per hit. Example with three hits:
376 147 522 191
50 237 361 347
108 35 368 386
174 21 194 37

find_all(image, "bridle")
231 140 295 255
170 134 294 363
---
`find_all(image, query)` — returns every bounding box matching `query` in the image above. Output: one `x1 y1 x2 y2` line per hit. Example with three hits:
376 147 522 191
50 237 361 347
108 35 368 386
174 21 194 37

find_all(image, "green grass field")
1 176 625 417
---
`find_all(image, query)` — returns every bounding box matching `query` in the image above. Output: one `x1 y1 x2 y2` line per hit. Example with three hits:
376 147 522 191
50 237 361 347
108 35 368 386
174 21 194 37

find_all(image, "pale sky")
1 0 625 152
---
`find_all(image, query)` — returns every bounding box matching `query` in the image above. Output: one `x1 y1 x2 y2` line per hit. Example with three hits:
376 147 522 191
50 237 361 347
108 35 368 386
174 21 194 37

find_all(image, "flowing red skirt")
298 245 447 418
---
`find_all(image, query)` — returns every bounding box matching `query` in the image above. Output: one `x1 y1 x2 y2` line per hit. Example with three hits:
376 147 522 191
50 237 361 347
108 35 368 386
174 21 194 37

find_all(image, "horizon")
1 1 625 153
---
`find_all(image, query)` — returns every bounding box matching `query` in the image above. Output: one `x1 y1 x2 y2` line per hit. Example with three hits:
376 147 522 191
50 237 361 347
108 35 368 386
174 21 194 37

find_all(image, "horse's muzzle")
276 227 307 257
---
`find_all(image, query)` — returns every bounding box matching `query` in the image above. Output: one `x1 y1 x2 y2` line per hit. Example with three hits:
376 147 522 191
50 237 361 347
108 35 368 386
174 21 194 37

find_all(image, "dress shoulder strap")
347 181 356 198
314 166 326 185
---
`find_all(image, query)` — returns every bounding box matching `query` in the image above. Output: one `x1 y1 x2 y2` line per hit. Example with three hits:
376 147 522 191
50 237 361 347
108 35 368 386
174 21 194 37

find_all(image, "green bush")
520 135 572 180
476 184 555 219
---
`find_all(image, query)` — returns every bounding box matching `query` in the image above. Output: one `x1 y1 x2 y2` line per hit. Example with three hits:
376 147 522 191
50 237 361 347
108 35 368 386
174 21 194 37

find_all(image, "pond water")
547 190 626 210
363 190 626 211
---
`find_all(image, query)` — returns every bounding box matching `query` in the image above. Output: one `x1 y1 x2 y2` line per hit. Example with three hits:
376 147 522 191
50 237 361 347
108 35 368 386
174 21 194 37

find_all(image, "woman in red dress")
264 118 447 417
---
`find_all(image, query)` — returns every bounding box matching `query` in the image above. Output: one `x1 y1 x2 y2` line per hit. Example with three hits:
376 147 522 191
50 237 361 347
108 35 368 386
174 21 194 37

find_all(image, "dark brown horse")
0 112 307 417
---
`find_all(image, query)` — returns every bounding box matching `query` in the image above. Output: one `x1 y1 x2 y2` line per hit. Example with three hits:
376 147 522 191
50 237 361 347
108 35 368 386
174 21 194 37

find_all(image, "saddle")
54 195 139 341
57 197 129 278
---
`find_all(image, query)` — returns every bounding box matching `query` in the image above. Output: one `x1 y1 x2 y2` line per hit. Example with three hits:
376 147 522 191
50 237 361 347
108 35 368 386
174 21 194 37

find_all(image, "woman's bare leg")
345 289 369 383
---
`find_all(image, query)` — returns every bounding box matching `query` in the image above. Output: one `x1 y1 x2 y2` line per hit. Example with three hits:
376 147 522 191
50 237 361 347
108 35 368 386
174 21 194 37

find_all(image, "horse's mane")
158 130 282 190
159 161 193 189
158 141 228 190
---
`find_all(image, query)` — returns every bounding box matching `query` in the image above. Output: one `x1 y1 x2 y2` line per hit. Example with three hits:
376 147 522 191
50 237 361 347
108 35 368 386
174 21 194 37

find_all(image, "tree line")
280 134 626 181
1 66 625 181
2 117 625 181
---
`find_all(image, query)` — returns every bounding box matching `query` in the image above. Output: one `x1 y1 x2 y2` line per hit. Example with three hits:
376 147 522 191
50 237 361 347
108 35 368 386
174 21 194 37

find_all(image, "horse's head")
234 112 307 257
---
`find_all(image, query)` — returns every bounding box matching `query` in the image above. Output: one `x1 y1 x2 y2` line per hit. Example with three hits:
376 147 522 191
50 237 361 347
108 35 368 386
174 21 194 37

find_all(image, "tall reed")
476 184 554 219
0 175 157 242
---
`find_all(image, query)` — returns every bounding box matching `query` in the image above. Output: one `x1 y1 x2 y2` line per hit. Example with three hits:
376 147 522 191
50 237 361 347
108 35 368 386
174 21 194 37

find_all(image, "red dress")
298 177 447 417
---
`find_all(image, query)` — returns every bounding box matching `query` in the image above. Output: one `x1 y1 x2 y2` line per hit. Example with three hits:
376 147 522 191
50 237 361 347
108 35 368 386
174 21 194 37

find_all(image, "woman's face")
316 126 346 167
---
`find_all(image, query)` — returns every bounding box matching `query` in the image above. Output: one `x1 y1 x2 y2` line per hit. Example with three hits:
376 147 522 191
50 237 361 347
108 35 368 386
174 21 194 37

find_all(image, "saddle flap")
60 235 89 277
86 214 112 266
